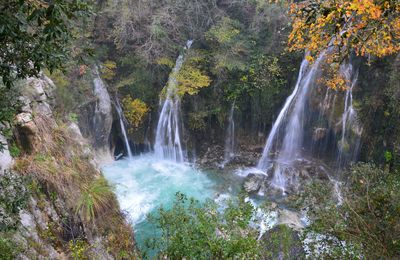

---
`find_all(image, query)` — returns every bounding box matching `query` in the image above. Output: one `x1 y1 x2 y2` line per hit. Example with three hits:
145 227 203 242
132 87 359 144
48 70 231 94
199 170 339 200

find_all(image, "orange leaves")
349 0 382 20
288 0 400 61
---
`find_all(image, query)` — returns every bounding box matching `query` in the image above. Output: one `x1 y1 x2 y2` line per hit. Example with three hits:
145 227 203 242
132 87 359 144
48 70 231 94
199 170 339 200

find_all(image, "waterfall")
223 102 236 166
257 58 309 170
257 53 325 192
154 40 193 162
115 97 133 159
336 64 362 168
257 52 363 192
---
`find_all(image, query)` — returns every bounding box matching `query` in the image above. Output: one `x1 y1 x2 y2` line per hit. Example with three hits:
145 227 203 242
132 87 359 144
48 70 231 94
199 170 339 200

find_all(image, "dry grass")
13 114 138 258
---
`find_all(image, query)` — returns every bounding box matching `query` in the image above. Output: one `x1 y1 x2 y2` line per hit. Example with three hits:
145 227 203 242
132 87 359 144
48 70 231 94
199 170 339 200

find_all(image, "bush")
0 235 19 260
0 171 29 231
302 163 400 258
75 177 115 223
145 192 260 259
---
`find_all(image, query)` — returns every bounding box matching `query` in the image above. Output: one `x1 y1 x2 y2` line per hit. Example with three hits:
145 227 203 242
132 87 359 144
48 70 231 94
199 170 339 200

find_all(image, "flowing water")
102 154 244 255
223 102 236 166
257 55 324 192
336 64 362 169
154 40 193 162
114 97 133 158
257 54 362 192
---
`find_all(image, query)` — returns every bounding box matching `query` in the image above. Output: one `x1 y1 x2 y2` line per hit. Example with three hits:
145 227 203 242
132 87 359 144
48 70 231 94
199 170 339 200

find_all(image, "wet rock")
243 173 265 194
0 133 13 172
261 224 306 259
313 127 328 141
278 209 305 231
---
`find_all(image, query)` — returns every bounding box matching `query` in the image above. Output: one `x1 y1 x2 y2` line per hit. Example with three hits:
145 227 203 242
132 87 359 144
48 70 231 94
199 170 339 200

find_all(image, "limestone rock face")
78 67 113 164
0 129 13 172
13 74 56 153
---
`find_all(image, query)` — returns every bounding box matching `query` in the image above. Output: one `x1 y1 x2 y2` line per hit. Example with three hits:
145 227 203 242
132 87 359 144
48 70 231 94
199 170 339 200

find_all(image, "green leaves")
146 192 260 259
0 0 92 88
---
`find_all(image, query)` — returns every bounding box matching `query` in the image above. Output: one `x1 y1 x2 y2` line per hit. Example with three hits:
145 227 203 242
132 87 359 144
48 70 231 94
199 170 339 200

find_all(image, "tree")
295 163 400 258
0 0 91 87
145 192 260 259
288 0 400 65
121 96 149 129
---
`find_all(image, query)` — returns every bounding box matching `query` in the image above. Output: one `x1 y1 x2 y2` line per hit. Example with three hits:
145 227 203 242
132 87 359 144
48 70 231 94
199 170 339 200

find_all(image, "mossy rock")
260 224 305 259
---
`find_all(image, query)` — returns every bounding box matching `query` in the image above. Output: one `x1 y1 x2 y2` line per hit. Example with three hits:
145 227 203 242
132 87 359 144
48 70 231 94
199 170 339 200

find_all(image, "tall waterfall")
257 58 310 171
154 40 193 162
336 64 362 168
257 51 364 192
115 97 133 159
223 102 236 165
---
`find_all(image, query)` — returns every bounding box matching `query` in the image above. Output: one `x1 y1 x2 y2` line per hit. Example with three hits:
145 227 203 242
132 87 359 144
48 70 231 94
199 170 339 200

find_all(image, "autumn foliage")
288 0 400 61
122 96 149 129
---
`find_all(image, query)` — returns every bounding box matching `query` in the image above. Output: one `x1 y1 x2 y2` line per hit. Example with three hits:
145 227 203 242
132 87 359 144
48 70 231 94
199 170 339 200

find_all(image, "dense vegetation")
0 0 399 259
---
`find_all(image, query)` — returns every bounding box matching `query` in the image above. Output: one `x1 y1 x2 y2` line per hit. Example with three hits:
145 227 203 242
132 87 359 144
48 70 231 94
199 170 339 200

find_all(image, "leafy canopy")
0 0 91 87
122 96 149 129
288 0 400 61
145 192 260 259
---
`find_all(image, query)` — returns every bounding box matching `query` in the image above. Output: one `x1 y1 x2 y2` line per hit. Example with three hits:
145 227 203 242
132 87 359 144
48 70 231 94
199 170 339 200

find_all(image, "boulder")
243 173 265 194
261 224 306 259
278 208 305 231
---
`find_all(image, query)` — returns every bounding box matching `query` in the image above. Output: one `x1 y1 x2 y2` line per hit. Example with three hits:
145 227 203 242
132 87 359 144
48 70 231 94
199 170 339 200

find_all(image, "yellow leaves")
101 60 117 80
156 57 174 68
326 74 347 90
305 55 314 63
176 65 211 96
122 96 149 129
288 0 400 64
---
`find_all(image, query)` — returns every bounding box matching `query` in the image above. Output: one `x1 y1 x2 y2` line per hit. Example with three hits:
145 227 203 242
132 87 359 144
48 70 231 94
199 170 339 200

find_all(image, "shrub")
145 192 260 259
76 177 114 223
9 143 21 158
122 96 149 129
0 171 29 231
302 163 400 258
0 235 19 260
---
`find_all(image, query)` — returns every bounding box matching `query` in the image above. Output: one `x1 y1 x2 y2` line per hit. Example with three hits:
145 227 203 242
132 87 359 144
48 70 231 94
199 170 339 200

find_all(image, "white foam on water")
102 154 215 226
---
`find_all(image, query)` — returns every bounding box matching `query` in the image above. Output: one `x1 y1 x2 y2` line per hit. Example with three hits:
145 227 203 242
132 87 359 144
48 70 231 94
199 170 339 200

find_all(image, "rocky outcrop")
261 224 305 259
2 74 138 259
78 67 113 165
243 173 266 194
13 73 57 153
197 143 262 170
0 129 13 172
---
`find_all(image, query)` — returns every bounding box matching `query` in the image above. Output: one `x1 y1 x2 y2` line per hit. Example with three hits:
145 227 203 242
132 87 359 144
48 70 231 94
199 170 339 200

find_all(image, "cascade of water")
337 64 362 168
115 97 133 159
257 58 309 170
223 102 236 165
154 40 193 162
257 54 326 192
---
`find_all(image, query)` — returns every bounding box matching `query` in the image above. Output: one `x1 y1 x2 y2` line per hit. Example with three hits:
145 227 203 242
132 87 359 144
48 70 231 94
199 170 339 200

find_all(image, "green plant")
9 144 21 158
301 163 400 258
75 177 114 223
69 239 90 260
0 236 19 260
0 171 29 231
145 192 260 259
0 0 92 87
68 113 79 123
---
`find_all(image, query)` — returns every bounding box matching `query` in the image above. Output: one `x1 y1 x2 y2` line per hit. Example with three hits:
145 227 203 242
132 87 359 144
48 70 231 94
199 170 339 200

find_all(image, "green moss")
0 236 20 260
